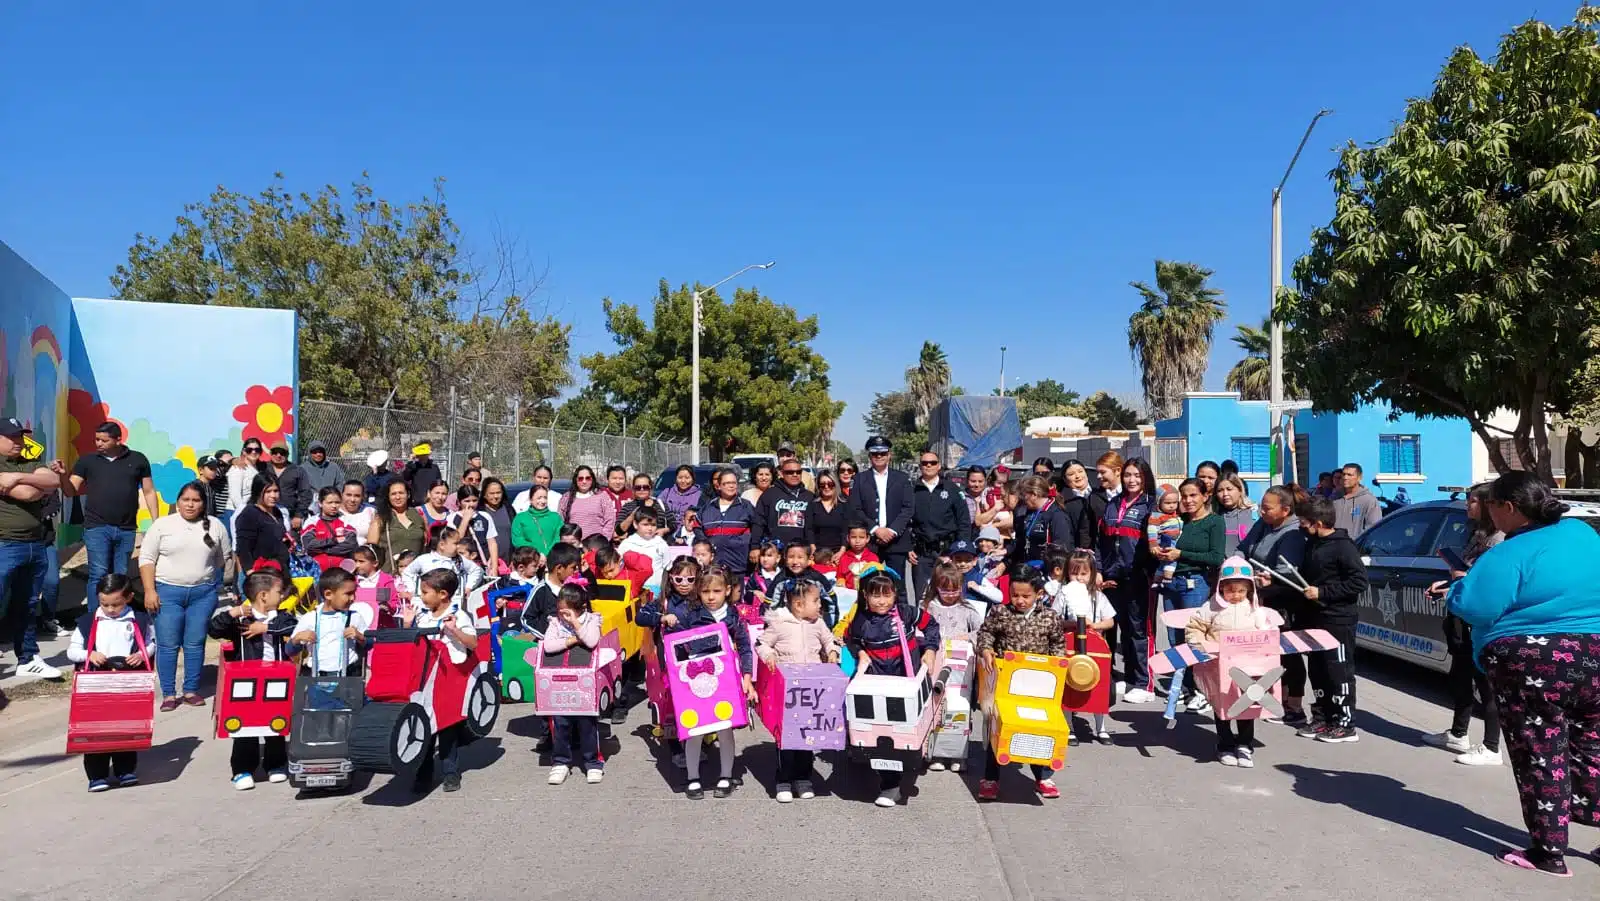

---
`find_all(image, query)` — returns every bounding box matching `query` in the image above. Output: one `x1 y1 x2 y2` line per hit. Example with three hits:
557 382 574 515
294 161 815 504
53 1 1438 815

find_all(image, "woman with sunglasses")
835 460 857 499
617 473 675 538
811 471 846 555
558 466 616 546
225 440 271 516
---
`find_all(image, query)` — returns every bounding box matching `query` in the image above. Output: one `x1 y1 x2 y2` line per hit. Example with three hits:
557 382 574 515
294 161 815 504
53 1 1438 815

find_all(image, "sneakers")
927 761 946 771
1235 747 1255 768
266 770 288 784
547 765 570 785
232 773 256 791
1114 680 1127 700
1094 730 1113 745
117 773 139 788
88 779 111 793
1036 779 1060 800
977 780 999 801
1067 734 1080 747
1122 688 1155 704
775 783 794 803
586 768 604 785
795 780 815 800
1423 731 1472 754
948 761 963 772
712 778 732 798
685 780 704 800
875 789 900 808
1280 709 1310 728
1317 725 1360 743
1296 721 1329 739
442 773 462 792
1456 745 1502 766
1185 694 1212 714
15 658 62 680
36 620 64 638
1218 751 1239 767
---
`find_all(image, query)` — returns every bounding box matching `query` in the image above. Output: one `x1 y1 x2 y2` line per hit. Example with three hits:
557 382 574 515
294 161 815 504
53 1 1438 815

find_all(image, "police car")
1354 489 1600 672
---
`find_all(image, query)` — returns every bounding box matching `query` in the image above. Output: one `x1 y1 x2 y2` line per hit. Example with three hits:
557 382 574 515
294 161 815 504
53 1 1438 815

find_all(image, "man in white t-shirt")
337 480 374 538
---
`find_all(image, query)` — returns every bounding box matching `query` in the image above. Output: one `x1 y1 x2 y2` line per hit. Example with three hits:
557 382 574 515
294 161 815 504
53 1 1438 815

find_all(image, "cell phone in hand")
1437 546 1469 572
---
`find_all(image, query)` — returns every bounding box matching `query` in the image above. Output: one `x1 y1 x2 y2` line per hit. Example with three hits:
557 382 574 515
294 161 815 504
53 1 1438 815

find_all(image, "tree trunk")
1471 419 1513 476
1565 430 1584 488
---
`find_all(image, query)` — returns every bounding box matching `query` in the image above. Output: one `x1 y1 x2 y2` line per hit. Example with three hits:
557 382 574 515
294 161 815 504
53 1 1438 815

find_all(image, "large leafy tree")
1279 9 1600 478
111 174 572 415
1077 391 1143 432
1127 260 1227 421
863 390 924 463
554 383 622 433
904 341 952 429
581 280 843 460
997 378 1080 422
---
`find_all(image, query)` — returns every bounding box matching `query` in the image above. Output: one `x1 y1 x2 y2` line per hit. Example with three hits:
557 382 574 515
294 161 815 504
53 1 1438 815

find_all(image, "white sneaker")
1122 688 1154 704
547 765 570 785
1186 694 1211 713
232 773 256 791
927 761 946 771
874 790 899 808
1235 748 1255 769
1423 731 1472 754
266 770 288 784
586 768 604 784
795 780 815 800
1218 752 1239 767
948 761 963 772
1114 680 1127 699
16 658 62 680
1455 745 1502 766
775 783 794 803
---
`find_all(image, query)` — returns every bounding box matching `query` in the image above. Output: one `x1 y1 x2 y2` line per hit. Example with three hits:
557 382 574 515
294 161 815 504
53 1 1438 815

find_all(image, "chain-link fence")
298 398 699 482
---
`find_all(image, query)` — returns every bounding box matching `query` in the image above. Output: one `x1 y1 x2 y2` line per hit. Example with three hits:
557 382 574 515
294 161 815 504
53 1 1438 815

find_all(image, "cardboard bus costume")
286 618 366 790
66 621 156 755
845 616 946 774
213 652 297 741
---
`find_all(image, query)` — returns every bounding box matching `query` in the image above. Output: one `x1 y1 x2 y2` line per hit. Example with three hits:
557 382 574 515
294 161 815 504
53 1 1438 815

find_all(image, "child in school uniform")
541 583 606 785
757 579 841 802
770 543 838 625
743 539 783 605
207 570 297 790
290 568 370 676
68 574 156 791
636 555 703 768
617 511 671 587
844 565 942 808
351 544 398 626
1182 556 1283 767
400 567 478 792
402 524 484 604
976 565 1069 801
948 539 1002 614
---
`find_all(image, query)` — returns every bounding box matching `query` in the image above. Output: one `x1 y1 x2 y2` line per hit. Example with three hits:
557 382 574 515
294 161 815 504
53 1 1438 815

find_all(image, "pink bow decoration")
686 659 716 679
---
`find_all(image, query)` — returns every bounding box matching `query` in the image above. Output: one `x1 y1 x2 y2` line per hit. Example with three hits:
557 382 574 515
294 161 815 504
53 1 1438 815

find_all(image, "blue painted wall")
1157 393 1473 502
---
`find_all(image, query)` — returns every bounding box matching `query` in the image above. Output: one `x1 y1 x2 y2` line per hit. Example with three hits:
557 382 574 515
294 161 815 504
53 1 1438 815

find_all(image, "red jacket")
583 549 654 599
834 548 881 590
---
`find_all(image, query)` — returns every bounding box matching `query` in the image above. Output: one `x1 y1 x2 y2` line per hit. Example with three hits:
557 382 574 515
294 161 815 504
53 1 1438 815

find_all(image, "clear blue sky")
0 1 1550 449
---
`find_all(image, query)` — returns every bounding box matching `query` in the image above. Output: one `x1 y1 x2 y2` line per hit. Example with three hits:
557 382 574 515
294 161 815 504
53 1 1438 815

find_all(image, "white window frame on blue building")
1378 433 1424 483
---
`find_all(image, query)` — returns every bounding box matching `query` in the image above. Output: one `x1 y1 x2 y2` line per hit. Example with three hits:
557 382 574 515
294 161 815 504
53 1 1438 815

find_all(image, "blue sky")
0 1 1550 450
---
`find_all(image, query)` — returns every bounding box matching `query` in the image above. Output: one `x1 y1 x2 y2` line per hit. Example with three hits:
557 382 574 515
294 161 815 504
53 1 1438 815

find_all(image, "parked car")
652 464 724 497
1353 495 1600 673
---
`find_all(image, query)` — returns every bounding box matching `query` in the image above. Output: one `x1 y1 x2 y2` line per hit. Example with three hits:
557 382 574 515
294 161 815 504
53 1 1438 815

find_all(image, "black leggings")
983 745 1052 782
84 751 137 781
1215 715 1256 751
231 736 287 776
1448 645 1500 752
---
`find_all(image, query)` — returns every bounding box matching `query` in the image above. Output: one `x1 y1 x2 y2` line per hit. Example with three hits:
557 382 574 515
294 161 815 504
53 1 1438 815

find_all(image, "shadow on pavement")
1277 763 1527 856
139 735 202 785
1 753 69 769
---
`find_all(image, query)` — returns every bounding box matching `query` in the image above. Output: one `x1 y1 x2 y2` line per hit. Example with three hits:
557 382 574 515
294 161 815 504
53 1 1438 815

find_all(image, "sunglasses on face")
781 469 801 476
577 475 593 482
669 574 697 584
634 484 651 491
868 451 889 457
271 450 287 457
244 447 261 454
919 460 939 467
838 469 855 475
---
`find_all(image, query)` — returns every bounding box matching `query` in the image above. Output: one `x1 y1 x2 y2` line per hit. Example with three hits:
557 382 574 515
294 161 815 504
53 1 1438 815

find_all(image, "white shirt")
874 468 890 531
618 533 670 585
295 605 374 673
413 603 477 664
1054 581 1116 624
401 552 484 603
67 608 155 664
340 505 375 537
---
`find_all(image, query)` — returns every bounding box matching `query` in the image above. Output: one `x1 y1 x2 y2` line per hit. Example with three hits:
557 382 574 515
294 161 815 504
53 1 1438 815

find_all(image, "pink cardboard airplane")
1151 610 1340 720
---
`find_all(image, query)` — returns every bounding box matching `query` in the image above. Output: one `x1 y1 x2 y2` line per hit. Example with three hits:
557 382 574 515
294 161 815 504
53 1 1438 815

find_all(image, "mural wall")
70 298 298 525
1 238 299 537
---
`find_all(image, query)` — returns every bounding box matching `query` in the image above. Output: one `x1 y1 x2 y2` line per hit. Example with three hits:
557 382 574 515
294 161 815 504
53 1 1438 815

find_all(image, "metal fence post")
513 399 522 478
446 386 457 476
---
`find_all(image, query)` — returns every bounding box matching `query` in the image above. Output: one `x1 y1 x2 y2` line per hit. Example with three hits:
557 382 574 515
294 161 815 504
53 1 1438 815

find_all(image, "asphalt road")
1 654 1594 901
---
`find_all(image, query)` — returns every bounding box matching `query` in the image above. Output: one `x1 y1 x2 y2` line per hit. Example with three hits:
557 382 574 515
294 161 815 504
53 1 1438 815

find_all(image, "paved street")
1 651 1593 901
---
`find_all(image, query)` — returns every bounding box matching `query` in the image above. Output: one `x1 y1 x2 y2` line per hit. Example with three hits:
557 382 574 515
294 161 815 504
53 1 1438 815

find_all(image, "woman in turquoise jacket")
1446 472 1600 878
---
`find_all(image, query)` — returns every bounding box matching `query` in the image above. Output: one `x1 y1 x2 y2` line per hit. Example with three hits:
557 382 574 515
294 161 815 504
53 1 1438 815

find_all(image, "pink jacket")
541 611 602 653
757 606 840 665
559 492 616 544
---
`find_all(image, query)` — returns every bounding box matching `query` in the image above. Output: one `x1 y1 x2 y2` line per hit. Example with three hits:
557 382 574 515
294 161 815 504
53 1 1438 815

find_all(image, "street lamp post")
691 261 776 464
999 346 1007 397
1269 109 1332 486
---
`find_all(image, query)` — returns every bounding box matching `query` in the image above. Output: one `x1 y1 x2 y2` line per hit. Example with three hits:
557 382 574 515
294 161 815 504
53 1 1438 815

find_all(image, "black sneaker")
609 700 629 725
534 737 553 754
442 774 462 792
685 781 705 800
1068 734 1080 747
1317 725 1360 744
712 778 734 799
1280 709 1309 728
1296 721 1329 739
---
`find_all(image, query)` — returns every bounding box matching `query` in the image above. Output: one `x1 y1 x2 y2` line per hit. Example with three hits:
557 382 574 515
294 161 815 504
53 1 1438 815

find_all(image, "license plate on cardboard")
869 757 903 772
305 775 341 788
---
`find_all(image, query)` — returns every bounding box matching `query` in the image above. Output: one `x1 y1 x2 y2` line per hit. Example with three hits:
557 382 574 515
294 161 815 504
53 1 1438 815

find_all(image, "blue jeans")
84 526 136 595
31 542 60 625
552 715 601 769
1161 575 1212 720
0 540 49 664
154 582 218 696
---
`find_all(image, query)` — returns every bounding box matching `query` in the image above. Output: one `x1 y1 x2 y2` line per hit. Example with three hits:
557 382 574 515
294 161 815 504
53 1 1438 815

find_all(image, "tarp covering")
929 396 1022 470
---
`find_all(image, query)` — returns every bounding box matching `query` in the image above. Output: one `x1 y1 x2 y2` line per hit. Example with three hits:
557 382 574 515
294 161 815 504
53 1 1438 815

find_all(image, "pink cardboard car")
663 623 748 739
532 629 624 717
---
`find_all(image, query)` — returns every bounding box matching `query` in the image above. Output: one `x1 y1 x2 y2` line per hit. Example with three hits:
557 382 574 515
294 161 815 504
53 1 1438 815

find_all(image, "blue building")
1153 392 1473 501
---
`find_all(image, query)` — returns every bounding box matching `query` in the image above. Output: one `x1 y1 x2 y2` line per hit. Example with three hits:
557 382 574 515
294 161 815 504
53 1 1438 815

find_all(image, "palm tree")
905 341 951 429
1127 260 1227 421
1225 317 1302 401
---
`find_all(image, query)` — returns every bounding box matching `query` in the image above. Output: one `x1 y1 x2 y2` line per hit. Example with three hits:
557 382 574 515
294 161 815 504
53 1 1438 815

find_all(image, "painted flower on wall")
233 385 296 449
66 388 127 465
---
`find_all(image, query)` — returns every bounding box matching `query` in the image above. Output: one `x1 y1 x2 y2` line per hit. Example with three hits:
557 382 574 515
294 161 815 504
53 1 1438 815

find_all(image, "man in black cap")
843 435 914 598
302 440 347 501
0 417 68 683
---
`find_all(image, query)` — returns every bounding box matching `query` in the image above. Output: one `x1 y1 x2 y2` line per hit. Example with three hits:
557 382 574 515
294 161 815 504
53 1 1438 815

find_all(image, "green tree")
1279 9 1600 478
1077 391 1142 432
998 379 1081 422
1127 260 1227 421
554 384 622 433
111 174 572 413
581 280 843 461
904 341 952 429
863 390 924 463
1222 318 1305 402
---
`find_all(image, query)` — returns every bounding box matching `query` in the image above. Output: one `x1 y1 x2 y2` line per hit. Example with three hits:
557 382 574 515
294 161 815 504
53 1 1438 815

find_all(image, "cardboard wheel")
505 679 524 703
463 671 500 740
349 702 432 778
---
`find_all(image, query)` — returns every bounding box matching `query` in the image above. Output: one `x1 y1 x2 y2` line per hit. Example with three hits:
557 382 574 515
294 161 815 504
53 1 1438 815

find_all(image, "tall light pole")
998 346 1007 397
1270 109 1332 486
691 261 776 464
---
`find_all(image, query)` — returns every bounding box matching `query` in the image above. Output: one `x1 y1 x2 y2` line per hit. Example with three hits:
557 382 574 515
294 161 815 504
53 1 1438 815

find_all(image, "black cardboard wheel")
349 702 432 778
463 671 500 740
